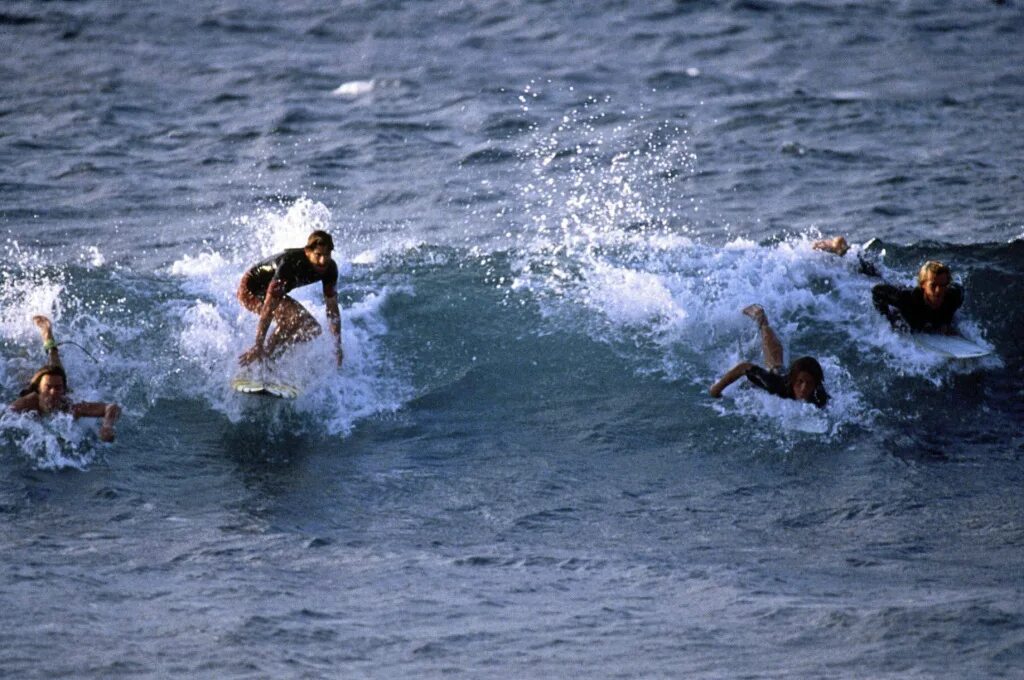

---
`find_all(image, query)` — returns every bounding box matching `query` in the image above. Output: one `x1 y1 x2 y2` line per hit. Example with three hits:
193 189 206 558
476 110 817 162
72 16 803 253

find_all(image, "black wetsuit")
744 365 829 409
871 283 962 332
244 248 338 297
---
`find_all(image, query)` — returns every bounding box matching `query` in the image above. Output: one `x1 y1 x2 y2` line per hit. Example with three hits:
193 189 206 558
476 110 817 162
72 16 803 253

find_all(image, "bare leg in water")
709 304 784 397
34 315 61 368
742 304 783 370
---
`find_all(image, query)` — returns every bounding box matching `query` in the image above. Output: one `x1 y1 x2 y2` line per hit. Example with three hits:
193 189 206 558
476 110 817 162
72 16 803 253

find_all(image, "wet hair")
917 260 951 286
20 365 69 398
305 230 334 253
788 356 824 387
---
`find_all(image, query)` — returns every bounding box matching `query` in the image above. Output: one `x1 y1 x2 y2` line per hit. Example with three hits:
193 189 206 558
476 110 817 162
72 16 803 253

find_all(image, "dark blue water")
2 1 1023 677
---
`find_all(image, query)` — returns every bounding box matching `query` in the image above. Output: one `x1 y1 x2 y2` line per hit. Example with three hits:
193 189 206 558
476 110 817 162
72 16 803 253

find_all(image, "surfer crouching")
709 305 829 409
8 316 121 442
238 230 343 367
814 236 961 334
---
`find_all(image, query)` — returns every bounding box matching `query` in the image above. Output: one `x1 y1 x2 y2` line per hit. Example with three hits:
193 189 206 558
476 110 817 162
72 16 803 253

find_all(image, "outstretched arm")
709 362 754 398
325 292 343 367
72 402 121 442
871 284 910 331
9 393 41 413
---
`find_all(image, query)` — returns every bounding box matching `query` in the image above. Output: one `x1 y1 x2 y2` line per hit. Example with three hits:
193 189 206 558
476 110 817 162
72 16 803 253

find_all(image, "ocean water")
2 1 1023 677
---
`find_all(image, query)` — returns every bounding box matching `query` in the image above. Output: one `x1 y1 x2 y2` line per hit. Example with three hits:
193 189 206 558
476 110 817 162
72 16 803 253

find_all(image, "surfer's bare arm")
72 402 121 442
9 393 41 413
813 236 849 257
240 282 283 365
33 315 61 368
325 290 343 367
709 362 753 398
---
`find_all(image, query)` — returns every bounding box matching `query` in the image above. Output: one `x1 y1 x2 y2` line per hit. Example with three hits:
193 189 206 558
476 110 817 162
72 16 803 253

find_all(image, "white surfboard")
912 333 991 359
231 376 300 399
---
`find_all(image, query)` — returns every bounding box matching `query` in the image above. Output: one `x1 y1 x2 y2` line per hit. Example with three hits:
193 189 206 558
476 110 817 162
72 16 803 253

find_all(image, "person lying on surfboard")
8 315 122 442
814 236 962 334
237 230 343 367
709 304 829 408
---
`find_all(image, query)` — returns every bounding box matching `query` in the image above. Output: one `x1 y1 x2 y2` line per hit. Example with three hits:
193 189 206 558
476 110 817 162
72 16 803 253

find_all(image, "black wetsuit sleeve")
856 254 882 278
872 283 912 331
940 285 964 325
323 260 339 293
271 254 297 290
744 365 788 398
244 252 285 297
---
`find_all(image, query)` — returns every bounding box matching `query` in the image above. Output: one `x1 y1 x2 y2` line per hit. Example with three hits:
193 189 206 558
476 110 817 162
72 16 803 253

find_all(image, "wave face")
2 1 1023 678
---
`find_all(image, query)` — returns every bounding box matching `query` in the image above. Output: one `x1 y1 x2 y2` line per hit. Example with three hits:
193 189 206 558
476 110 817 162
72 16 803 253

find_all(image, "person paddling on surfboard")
8 315 122 442
814 237 962 334
237 230 343 367
870 260 961 335
709 305 829 408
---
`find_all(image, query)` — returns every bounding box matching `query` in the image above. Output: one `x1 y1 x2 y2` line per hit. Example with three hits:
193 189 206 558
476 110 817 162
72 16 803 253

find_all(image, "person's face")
306 246 331 271
791 371 818 402
921 271 950 309
38 374 66 411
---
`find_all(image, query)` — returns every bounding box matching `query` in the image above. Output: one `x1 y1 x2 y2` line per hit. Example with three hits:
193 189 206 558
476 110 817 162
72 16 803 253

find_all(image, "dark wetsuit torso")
244 248 338 297
871 283 962 332
744 365 829 409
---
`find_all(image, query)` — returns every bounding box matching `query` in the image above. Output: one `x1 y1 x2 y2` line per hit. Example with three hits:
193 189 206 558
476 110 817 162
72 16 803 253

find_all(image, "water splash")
167 198 413 436
485 98 1000 434
0 410 99 470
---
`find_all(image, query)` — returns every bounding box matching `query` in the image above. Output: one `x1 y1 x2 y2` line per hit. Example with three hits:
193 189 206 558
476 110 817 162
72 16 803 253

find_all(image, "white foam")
332 80 376 98
0 410 98 470
80 246 105 267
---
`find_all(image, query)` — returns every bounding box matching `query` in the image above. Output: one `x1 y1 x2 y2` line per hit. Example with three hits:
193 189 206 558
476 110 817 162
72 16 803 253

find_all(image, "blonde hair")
917 260 951 286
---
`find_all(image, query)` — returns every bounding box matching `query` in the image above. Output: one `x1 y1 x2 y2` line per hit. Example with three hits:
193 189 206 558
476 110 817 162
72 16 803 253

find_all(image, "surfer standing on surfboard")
237 230 343 367
814 236 962 334
709 304 830 408
8 315 122 442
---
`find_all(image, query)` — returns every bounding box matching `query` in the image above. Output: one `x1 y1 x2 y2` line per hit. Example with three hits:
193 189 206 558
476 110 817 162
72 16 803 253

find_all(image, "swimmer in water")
8 316 121 442
237 230 343 367
814 236 962 334
709 304 829 408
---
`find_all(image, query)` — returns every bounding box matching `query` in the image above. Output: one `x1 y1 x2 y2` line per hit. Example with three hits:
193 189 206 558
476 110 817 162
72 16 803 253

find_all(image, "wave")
1 188 1019 468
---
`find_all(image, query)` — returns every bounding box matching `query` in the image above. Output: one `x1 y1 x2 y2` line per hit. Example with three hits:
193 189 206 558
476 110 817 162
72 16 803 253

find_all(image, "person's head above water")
788 356 824 403
24 365 69 412
304 230 334 270
23 365 69 396
917 260 952 310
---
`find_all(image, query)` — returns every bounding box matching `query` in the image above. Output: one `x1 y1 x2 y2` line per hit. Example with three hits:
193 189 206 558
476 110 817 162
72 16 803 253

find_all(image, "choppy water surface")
2 1 1022 677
